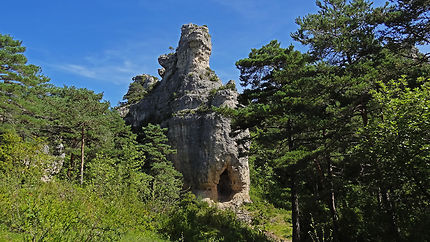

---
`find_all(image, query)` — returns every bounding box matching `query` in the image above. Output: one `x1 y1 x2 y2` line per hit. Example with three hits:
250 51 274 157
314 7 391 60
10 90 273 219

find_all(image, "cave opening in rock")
217 169 233 202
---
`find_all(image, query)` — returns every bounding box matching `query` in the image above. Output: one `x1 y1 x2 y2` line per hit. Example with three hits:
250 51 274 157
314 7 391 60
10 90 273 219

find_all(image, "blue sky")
2 0 386 106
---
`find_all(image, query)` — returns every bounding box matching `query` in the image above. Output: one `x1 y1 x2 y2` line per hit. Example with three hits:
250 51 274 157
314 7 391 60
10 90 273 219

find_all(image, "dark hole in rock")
217 169 233 202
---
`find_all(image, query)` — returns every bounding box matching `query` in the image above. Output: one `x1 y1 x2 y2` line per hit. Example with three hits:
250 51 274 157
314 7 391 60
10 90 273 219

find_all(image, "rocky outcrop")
125 24 250 205
117 74 159 117
41 143 65 182
132 74 159 89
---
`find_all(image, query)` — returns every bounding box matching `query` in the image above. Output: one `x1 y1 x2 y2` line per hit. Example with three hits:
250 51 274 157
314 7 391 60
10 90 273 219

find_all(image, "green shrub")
0 179 162 241
0 130 52 181
162 193 270 241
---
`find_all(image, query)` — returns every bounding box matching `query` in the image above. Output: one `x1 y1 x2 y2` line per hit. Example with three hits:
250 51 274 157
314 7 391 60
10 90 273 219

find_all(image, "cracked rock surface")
125 23 250 205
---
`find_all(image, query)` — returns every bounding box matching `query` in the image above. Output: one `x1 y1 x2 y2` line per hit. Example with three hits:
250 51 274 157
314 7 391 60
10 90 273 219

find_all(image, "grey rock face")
132 74 159 89
41 143 65 182
118 74 159 118
125 23 250 205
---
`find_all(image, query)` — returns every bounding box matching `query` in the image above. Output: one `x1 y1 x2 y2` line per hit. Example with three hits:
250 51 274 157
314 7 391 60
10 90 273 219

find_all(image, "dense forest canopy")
1 0 429 241
234 0 430 241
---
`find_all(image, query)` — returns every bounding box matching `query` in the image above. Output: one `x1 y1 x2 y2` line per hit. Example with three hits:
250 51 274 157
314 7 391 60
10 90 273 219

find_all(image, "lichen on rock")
124 23 250 206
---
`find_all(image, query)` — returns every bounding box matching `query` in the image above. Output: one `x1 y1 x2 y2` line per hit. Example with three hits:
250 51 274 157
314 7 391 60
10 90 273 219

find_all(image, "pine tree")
46 86 110 184
381 0 430 59
236 41 325 242
138 124 182 206
0 34 50 136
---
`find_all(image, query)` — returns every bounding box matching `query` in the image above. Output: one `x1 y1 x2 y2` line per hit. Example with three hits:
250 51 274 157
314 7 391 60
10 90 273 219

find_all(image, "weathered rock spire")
125 23 250 205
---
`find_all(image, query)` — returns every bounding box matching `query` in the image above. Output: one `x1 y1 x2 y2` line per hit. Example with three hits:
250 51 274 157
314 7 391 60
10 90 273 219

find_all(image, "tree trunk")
382 189 400 241
328 159 339 241
321 128 340 241
288 120 301 242
80 126 85 185
361 106 368 126
360 96 368 126
291 174 301 242
377 187 383 209
68 153 75 179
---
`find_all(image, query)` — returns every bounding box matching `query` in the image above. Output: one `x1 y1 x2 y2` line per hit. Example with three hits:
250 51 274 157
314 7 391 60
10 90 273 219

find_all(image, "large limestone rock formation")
124 24 250 205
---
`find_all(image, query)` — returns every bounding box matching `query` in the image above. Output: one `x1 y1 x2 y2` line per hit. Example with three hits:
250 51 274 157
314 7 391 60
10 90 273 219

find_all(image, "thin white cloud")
55 64 98 79
50 40 164 85
52 61 140 85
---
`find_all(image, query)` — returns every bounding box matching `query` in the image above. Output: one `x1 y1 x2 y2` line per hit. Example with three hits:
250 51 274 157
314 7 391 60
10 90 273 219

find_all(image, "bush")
162 193 270 241
0 178 162 241
0 130 53 182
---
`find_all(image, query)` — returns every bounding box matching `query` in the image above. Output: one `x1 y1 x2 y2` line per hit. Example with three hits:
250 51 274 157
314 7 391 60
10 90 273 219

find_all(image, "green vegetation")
163 193 269 241
233 0 430 241
244 201 292 240
204 67 220 82
209 81 236 97
0 32 268 241
121 75 158 106
1 0 430 241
